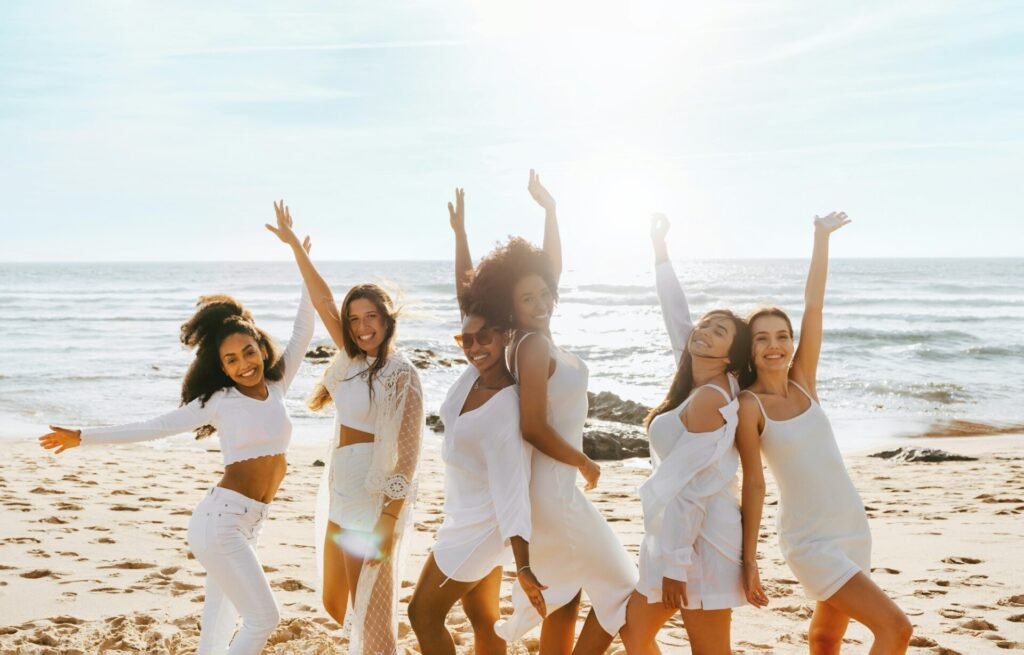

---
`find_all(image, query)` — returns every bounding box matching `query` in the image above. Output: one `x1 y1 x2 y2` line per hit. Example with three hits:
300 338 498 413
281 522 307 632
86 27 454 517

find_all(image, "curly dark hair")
179 294 284 438
308 283 399 412
464 237 558 330
644 309 751 429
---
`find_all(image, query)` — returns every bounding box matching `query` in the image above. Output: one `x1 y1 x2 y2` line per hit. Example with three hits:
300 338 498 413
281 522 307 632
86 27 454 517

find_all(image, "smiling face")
688 312 738 362
750 314 795 373
347 297 387 358
458 314 508 376
511 273 554 332
219 332 267 389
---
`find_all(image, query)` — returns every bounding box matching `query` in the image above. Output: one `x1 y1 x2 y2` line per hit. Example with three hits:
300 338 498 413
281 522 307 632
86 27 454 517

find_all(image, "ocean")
1 259 1021 452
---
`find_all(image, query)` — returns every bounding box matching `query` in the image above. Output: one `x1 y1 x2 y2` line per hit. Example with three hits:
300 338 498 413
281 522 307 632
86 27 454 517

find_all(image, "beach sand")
2 435 1023 654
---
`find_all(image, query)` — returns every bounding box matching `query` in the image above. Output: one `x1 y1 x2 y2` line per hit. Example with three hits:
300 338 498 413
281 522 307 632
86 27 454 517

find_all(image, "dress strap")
694 383 733 403
740 390 768 421
789 379 815 403
506 331 542 381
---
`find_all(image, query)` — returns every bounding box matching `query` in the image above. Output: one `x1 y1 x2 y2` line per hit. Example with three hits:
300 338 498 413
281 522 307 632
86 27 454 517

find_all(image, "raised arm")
791 212 850 394
528 170 562 286
736 393 769 608
515 334 600 489
278 280 315 392
39 398 217 453
448 188 473 317
265 200 348 350
651 214 694 365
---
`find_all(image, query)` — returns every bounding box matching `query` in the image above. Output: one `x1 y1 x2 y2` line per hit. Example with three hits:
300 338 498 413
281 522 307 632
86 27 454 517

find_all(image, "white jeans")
187 487 279 655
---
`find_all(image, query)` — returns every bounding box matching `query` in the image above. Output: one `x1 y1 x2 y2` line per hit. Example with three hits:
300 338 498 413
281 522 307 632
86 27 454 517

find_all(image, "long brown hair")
644 310 751 429
739 305 794 388
308 284 399 412
179 295 284 438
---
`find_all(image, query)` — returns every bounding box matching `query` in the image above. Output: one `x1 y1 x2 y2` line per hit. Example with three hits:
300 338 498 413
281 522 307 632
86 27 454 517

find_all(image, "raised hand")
448 187 465 233
265 199 301 248
813 211 851 235
528 169 556 213
650 212 670 243
39 425 82 454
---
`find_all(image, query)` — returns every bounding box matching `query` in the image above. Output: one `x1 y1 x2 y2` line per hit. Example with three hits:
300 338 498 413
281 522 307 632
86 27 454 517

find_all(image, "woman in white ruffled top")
623 214 767 655
267 203 424 655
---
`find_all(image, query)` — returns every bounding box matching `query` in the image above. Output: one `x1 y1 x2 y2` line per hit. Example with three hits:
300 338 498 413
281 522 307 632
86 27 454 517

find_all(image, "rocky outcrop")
305 345 336 360
583 419 649 460
409 348 467 370
587 391 650 426
869 447 977 463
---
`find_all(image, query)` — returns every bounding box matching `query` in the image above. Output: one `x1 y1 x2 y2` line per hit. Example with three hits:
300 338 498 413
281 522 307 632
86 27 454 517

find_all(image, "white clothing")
187 487 278 655
656 260 694 366
496 334 637 641
744 382 872 601
329 443 377 531
434 367 532 583
330 356 384 433
81 286 315 466
637 382 745 609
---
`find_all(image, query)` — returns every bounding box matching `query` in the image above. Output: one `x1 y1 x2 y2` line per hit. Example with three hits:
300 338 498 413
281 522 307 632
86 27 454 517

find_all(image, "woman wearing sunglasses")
409 188 545 655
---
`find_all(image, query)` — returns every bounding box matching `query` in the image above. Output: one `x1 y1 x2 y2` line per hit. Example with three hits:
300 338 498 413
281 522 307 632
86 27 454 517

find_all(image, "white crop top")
328 355 395 434
80 285 315 466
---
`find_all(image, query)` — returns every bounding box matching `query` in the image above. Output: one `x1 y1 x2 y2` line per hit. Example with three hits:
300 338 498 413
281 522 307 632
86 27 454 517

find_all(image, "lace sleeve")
382 365 424 501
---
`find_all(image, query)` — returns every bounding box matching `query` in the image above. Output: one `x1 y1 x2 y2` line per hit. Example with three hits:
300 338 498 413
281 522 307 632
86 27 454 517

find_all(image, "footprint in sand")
49 616 83 625
93 537 116 544
871 567 900 574
109 504 140 512
3 537 41 544
29 486 64 495
998 595 1024 607
98 560 157 570
273 578 314 592
1008 614 1024 623
943 556 983 565
20 569 62 579
940 608 965 619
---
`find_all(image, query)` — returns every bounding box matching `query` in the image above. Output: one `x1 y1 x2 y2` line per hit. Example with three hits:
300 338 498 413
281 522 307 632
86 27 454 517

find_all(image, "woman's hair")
738 306 794 388
464 237 558 330
644 310 751 429
308 284 399 412
179 294 284 438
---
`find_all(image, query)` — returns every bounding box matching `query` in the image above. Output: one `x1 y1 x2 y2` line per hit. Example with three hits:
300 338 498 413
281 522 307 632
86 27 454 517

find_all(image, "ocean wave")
855 381 972 405
826 327 977 345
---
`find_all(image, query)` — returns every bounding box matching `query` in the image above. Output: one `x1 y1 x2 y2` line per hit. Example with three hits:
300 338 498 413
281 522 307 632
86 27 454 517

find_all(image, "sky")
1 0 1022 266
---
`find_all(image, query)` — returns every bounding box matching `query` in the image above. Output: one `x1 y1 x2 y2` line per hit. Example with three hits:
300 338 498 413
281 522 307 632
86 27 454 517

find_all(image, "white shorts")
329 443 377 532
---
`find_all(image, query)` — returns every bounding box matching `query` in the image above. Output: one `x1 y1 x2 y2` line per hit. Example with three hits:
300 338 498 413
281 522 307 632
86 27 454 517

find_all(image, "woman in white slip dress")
736 213 912 654
622 214 767 655
267 203 424 655
457 172 637 654
408 188 546 655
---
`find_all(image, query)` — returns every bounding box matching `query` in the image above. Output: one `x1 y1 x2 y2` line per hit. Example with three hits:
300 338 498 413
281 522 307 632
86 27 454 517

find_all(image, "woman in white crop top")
622 214 765 655
737 214 912 654
267 202 424 655
37 204 315 655
408 188 545 655
455 172 637 654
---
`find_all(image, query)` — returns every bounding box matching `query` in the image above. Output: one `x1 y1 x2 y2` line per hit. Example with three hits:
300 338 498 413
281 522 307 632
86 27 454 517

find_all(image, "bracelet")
517 565 531 574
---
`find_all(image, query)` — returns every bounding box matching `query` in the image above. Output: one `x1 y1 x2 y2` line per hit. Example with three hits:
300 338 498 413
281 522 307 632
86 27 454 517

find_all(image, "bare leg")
816 572 912 655
341 529 367 606
621 591 676 655
678 608 731 655
541 590 582 655
322 521 350 625
408 554 478 655
808 602 848 655
461 567 506 655
573 607 615 655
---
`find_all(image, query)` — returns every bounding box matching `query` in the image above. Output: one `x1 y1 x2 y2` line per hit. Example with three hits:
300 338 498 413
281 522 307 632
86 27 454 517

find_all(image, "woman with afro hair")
455 171 637 654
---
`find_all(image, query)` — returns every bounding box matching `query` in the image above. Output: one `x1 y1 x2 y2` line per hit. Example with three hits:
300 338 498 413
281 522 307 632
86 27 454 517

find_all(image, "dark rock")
306 345 337 360
312 459 324 467
587 391 651 426
426 414 444 434
868 447 977 463
583 420 649 460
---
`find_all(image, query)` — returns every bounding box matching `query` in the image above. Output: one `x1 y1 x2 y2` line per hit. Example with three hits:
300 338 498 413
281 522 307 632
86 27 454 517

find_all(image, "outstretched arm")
791 212 850 394
39 398 216 452
265 200 348 350
448 188 473 317
651 213 694 365
529 169 562 286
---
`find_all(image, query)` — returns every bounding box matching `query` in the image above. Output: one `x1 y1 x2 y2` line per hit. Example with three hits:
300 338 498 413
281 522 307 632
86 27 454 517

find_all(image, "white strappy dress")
495 334 638 640
744 382 872 601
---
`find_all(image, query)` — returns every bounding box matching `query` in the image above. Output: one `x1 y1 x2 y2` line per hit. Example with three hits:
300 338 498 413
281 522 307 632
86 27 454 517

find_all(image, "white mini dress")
495 334 638 640
432 367 532 583
637 381 746 610
744 382 871 601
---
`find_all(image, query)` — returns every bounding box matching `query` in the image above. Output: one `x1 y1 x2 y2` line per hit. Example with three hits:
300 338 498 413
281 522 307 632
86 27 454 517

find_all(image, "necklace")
472 376 511 392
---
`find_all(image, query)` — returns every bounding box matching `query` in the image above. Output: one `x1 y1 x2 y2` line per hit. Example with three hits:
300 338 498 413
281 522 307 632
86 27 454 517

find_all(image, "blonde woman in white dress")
622 214 767 655
457 172 637 654
267 203 424 655
737 213 912 654
408 188 546 654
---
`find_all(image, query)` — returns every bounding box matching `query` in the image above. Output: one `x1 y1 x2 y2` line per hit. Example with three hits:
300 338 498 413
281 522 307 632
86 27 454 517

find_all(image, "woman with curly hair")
408 188 547 655
38 207 315 655
265 202 424 655
456 172 637 654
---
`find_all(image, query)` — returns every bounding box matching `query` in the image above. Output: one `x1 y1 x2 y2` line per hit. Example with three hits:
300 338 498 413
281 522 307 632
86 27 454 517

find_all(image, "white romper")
637 381 746 609
495 334 638 640
744 382 872 601
433 367 533 582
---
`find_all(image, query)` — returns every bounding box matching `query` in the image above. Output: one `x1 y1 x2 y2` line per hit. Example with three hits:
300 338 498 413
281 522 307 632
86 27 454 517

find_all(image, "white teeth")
472 354 488 361
359 334 374 341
